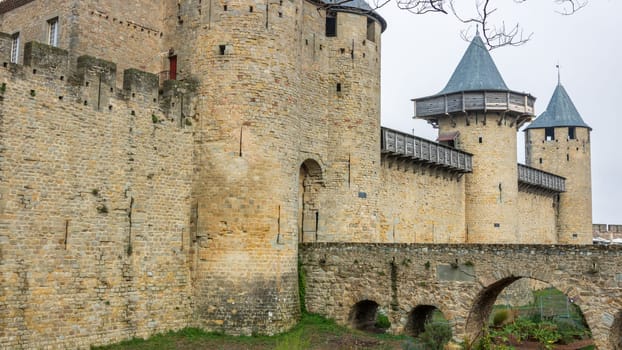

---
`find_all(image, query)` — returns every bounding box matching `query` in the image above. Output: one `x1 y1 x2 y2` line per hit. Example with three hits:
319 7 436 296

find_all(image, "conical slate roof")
525 83 591 130
438 35 509 95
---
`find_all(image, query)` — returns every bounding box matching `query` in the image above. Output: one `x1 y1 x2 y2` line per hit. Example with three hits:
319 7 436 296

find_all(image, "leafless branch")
362 0 587 50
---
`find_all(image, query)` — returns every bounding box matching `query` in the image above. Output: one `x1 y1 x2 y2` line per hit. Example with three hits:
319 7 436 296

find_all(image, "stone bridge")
299 243 622 349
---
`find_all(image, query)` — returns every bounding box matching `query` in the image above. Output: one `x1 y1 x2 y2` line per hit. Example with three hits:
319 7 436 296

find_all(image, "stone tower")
412 35 535 243
163 0 386 335
524 80 592 244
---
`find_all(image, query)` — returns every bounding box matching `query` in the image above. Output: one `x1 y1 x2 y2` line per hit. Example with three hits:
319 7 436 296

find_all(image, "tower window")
545 127 555 141
366 18 375 42
10 32 20 63
219 45 226 55
325 12 337 37
539 158 543 164
48 17 59 47
478 136 483 144
568 126 576 140
336 83 342 92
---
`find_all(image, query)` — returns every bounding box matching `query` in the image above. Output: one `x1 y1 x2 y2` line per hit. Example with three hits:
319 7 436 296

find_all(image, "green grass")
92 313 413 350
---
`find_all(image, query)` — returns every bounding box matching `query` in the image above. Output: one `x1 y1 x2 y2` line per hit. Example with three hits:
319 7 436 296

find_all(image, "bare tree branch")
357 0 588 50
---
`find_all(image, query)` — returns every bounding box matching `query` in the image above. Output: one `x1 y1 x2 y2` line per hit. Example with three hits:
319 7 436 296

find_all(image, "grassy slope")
92 313 415 350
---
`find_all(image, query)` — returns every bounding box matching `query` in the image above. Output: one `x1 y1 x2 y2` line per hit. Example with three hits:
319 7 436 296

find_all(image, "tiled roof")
438 35 509 95
525 83 591 130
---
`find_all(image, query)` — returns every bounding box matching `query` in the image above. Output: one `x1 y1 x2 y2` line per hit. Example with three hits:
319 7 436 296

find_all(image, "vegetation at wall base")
92 313 416 350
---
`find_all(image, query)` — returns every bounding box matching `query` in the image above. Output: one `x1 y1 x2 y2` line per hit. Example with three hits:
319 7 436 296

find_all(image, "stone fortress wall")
0 0 596 348
0 41 195 348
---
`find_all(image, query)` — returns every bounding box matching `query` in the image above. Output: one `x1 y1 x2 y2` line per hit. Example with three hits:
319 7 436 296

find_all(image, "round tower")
412 35 535 243
161 0 385 335
524 80 592 244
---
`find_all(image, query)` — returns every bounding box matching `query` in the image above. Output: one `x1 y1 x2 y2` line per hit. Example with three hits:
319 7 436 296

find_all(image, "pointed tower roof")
412 35 535 127
438 35 509 95
525 83 591 130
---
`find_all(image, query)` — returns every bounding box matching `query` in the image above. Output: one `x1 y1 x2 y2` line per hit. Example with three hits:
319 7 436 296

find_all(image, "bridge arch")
464 275 590 344
405 304 449 337
348 299 381 332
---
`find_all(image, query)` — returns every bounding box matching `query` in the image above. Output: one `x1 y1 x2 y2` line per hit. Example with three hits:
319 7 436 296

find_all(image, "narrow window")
48 17 59 47
168 55 177 80
366 18 375 42
10 32 20 63
336 83 341 92
249 6 253 12
568 126 576 140
545 127 555 141
219 45 226 55
567 154 570 161
223 5 228 11
539 158 543 164
325 12 337 37
478 136 483 144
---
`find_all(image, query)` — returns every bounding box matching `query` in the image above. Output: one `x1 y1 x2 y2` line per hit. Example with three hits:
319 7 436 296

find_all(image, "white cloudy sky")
376 0 622 225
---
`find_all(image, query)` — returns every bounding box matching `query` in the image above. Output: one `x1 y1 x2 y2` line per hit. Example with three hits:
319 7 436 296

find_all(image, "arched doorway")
298 159 323 243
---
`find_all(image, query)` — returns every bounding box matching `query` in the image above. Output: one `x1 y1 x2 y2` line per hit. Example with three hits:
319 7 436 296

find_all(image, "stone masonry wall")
526 126 592 244
0 46 194 349
0 0 165 85
300 243 622 349
378 162 466 243
517 189 557 243
439 113 520 243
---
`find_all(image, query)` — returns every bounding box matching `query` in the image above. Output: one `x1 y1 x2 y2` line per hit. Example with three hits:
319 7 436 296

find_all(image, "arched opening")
611 311 622 350
465 277 592 349
298 159 322 243
348 300 390 333
405 305 449 337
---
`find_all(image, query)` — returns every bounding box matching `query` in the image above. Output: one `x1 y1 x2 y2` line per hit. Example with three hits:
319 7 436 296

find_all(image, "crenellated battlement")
0 38 197 126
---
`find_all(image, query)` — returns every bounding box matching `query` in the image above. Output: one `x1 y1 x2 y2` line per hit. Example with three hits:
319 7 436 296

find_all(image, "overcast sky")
376 0 622 225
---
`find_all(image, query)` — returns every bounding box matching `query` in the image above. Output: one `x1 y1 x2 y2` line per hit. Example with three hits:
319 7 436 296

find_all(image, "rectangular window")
366 18 375 42
325 12 337 37
48 17 59 47
568 126 576 140
545 127 555 141
10 32 20 63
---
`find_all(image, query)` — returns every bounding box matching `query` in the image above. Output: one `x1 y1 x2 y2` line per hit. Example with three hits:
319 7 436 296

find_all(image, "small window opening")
539 158 543 164
336 83 342 92
249 6 253 12
545 127 555 141
278 11 282 17
10 32 20 64
568 126 576 140
223 5 228 11
494 223 500 228
366 18 375 42
325 12 337 37
305 39 308 45
32 69 37 74
478 136 483 144
48 17 59 47
567 154 570 161
219 45 226 55
340 48 345 54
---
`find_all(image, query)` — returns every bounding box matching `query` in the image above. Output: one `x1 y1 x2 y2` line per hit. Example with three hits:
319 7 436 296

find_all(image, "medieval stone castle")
0 0 594 348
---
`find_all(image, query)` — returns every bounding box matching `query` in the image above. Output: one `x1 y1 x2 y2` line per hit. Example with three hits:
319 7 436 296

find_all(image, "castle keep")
0 0 593 348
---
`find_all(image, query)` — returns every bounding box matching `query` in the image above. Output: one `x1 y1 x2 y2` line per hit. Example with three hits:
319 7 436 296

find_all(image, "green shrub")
375 313 391 329
492 309 510 327
418 321 452 350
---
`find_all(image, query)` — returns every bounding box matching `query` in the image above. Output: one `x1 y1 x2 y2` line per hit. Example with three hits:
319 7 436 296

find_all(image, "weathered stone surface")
300 243 622 349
